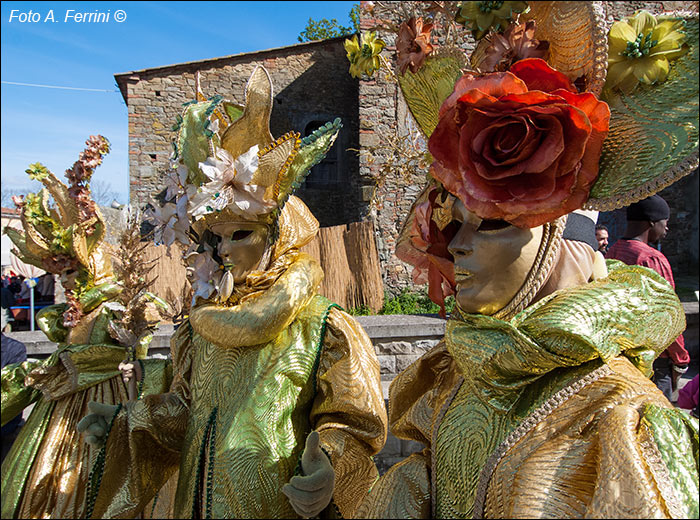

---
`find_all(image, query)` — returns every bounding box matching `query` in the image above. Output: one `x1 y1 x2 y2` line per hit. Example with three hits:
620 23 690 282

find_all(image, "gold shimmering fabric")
356 451 432 519
190 253 322 348
91 255 387 519
313 309 388 516
0 291 173 520
357 343 460 519
361 262 695 519
481 358 699 518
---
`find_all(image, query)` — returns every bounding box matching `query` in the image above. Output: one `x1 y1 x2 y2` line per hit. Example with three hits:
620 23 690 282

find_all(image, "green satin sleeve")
640 404 699 519
79 282 123 314
25 344 127 401
139 357 174 397
35 304 69 343
1 361 42 426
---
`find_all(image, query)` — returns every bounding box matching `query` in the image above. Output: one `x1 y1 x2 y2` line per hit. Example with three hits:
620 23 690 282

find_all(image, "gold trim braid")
472 363 613 518
639 423 685 519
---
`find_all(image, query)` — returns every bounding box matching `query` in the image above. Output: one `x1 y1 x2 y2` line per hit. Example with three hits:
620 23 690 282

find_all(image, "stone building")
115 36 369 228
116 0 699 296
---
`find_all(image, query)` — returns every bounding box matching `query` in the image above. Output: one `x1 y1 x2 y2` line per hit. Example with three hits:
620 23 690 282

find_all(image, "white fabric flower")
194 145 275 219
185 246 221 303
164 164 188 202
147 197 190 247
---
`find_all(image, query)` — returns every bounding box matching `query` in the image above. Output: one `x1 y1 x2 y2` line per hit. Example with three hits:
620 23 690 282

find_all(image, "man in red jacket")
606 194 690 400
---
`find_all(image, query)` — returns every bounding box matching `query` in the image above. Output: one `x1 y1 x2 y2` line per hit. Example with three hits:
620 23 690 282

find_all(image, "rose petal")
518 114 564 173
479 118 532 167
467 109 564 178
509 58 577 93
441 72 528 117
552 90 610 133
507 170 557 201
429 106 462 171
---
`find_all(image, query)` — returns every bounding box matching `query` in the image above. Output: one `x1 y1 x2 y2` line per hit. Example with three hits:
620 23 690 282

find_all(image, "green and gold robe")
1 283 172 519
359 263 699 519
89 255 387 519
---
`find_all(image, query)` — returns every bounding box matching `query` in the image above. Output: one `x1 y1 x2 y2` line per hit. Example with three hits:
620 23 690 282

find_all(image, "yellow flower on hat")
344 31 385 78
605 10 688 95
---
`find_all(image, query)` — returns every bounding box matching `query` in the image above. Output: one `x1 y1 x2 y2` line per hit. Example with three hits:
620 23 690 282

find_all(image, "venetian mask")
209 221 270 284
448 198 543 315
59 267 80 292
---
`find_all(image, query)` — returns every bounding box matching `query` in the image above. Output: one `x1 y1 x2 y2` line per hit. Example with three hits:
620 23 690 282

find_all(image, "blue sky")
1 1 356 204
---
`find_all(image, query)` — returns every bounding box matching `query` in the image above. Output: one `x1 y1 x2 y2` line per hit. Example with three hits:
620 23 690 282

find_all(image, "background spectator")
1 284 15 332
606 194 690 401
1 333 28 462
595 224 609 254
677 375 699 418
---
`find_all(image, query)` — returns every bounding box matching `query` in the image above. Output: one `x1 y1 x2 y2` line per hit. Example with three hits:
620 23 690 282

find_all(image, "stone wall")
117 37 363 227
357 2 477 293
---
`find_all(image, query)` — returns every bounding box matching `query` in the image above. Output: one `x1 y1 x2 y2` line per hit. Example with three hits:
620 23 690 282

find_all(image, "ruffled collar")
446 263 685 410
189 252 322 348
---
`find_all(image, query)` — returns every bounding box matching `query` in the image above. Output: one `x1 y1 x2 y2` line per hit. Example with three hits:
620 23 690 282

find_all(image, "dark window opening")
149 154 157 161
155 91 161 97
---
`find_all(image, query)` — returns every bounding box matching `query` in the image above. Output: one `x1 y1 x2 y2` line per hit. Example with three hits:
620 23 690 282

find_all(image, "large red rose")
428 58 610 228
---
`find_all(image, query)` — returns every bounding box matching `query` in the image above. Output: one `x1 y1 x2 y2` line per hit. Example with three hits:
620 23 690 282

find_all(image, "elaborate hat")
367 1 697 314
5 135 114 288
149 66 341 304
152 66 341 242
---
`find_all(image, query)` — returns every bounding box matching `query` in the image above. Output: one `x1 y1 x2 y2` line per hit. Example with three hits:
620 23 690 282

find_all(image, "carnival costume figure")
77 67 388 519
354 2 699 518
1 136 172 519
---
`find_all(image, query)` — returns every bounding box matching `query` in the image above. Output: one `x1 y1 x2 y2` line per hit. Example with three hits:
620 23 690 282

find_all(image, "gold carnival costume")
1 137 172 519
352 2 699 518
83 67 387 519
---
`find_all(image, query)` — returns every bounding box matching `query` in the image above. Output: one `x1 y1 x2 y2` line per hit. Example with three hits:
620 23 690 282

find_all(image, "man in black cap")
606 194 689 400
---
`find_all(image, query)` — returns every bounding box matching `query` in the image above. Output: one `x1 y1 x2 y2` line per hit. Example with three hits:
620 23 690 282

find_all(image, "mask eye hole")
231 229 254 241
477 219 511 232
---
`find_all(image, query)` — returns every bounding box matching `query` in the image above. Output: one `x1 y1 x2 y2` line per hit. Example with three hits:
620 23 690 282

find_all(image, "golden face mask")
448 198 543 315
209 221 270 284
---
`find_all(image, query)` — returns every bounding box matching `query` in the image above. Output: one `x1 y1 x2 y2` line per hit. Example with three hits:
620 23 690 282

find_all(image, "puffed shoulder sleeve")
590 402 698 519
389 340 461 445
483 358 699 519
357 341 460 519
310 307 388 518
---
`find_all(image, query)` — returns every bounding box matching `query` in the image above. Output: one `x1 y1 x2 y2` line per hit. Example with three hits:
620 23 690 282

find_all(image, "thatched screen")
301 221 384 312
141 220 384 316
